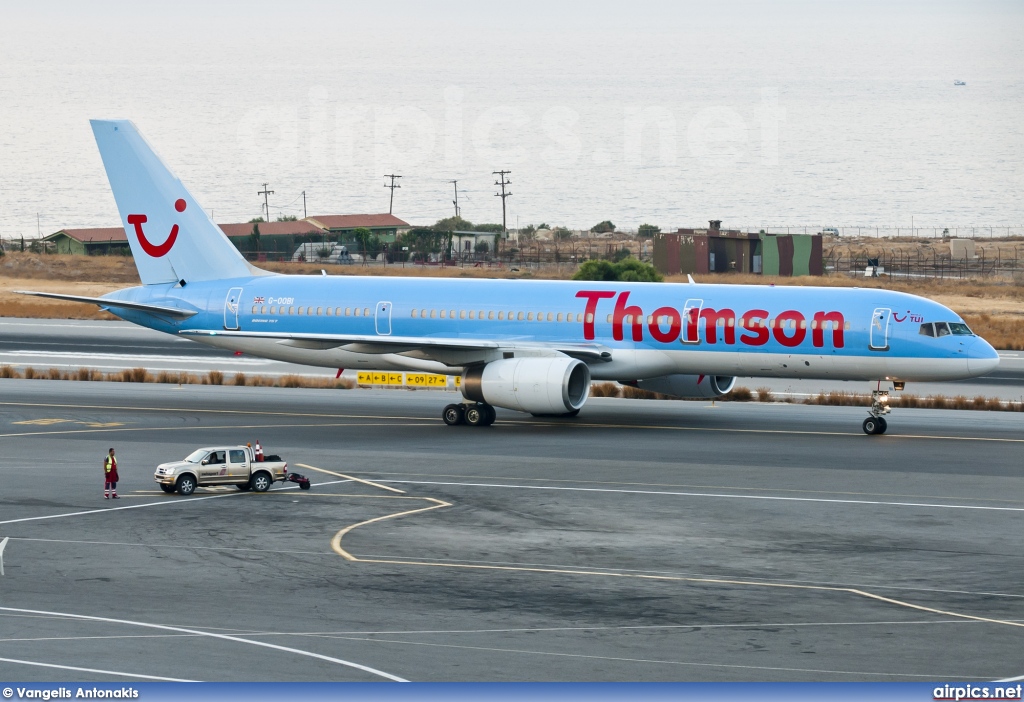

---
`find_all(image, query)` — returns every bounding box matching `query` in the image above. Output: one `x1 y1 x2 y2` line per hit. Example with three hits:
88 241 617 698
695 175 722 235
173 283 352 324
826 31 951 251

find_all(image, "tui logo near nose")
127 198 186 257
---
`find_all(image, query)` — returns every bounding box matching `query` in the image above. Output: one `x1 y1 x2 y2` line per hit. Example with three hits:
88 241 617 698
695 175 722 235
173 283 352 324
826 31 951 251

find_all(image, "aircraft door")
375 301 392 335
681 298 703 344
223 287 243 330
869 307 891 351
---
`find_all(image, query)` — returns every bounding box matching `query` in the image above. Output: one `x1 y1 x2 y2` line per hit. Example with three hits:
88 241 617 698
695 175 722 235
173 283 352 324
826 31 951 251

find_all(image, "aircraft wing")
15 291 199 319
179 329 613 362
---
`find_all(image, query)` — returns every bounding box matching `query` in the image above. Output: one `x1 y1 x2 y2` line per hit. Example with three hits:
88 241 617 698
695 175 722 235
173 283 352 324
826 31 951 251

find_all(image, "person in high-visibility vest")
104 448 120 499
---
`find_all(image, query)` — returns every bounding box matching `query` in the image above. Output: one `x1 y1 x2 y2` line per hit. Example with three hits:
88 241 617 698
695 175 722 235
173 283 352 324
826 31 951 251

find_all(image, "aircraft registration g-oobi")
20 120 999 435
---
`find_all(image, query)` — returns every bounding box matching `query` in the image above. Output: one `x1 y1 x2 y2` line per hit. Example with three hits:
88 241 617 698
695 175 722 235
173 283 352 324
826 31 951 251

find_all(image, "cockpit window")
919 323 935 337
948 322 973 335
935 322 951 337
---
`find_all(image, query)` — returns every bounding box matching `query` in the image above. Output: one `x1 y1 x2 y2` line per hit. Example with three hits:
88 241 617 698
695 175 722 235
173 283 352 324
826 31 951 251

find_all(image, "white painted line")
0 536 7 576
0 655 196 681
0 607 407 682
381 480 1024 513
997 673 1024 682
0 479 349 526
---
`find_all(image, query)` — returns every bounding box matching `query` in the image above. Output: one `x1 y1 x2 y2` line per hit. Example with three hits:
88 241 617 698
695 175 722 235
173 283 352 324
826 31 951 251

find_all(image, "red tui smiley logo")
127 198 186 257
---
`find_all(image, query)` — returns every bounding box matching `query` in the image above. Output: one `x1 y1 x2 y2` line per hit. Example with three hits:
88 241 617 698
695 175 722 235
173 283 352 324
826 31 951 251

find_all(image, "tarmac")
0 379 1022 682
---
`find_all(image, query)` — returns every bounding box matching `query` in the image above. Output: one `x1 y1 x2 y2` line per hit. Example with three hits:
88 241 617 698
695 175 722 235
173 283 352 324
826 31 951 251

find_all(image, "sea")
0 0 1021 238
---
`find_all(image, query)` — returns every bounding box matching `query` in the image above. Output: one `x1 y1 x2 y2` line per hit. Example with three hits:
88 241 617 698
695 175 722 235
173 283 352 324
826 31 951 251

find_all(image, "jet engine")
633 373 736 399
462 357 591 415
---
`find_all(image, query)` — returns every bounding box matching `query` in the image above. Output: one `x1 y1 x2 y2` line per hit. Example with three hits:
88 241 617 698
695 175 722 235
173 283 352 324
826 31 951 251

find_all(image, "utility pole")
302 191 307 219
449 180 460 218
258 183 274 222
384 174 402 214
493 170 511 254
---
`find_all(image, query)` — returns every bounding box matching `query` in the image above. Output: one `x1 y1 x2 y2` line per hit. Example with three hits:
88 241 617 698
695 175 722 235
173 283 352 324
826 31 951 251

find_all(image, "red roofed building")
305 214 408 242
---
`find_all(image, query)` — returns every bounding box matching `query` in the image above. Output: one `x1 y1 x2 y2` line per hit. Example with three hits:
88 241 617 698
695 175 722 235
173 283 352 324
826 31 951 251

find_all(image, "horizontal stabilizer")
15 291 198 319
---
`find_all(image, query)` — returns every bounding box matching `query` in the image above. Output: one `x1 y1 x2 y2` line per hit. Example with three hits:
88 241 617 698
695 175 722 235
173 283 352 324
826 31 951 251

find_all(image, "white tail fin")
91 119 261 285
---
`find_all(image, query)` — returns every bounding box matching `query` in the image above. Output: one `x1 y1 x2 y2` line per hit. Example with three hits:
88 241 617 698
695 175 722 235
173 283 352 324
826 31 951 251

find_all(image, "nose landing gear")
863 388 891 435
443 402 496 427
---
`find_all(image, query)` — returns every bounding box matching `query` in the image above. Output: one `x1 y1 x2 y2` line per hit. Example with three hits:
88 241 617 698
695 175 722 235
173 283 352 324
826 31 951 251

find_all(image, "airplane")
19 120 1000 435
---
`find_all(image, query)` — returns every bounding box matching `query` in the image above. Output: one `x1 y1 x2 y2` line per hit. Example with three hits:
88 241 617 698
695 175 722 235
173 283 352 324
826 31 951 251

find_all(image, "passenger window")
354 308 361 317
935 322 951 337
527 312 534 321
261 305 267 314
229 449 245 464
478 310 485 319
430 309 437 318
288 306 295 315
326 307 332 316
209 451 225 464
270 306 277 314
297 307 304 315
468 311 475 319
440 310 447 319
498 311 504 320
844 322 851 331
251 305 257 314
517 312 525 321
547 312 554 322
919 323 935 337
460 310 467 319
489 311 495 320
586 313 593 324
557 313 564 322
449 309 455 318
313 307 319 315
606 314 613 323
364 308 371 316
577 313 584 323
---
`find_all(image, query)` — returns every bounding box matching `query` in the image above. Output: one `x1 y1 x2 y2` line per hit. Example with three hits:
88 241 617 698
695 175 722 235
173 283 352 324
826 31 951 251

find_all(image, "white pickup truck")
154 446 289 495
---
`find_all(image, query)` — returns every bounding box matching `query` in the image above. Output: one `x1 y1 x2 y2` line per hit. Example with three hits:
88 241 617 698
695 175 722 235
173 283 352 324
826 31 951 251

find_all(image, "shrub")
756 387 774 402
725 386 753 401
208 370 224 385
589 382 620 398
24 367 36 379
233 372 247 386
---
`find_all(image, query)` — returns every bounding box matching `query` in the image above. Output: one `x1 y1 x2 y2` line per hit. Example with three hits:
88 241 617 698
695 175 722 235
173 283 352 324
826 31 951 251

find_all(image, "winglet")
687 274 696 285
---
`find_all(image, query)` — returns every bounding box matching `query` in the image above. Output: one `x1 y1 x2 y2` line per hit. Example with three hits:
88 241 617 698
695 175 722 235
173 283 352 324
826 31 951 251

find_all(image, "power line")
257 183 274 222
384 174 402 214
449 180 460 218
493 170 512 249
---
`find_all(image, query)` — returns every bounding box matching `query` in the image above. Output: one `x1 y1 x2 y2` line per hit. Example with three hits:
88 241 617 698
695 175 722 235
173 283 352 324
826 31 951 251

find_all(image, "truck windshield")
184 449 208 463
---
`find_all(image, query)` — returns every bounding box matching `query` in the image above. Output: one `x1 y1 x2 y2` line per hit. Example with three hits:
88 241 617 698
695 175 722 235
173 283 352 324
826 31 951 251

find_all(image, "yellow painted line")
3 400 1022 442
318 487 1024 631
295 463 405 494
0 421 428 439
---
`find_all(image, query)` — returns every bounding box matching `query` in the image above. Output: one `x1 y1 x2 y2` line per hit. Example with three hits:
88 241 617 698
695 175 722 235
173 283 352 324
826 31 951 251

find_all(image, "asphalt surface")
0 380 1022 682
1 317 1023 400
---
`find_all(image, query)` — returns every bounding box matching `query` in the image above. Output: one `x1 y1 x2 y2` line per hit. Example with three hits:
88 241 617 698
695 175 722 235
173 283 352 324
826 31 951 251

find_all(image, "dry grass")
0 365 355 389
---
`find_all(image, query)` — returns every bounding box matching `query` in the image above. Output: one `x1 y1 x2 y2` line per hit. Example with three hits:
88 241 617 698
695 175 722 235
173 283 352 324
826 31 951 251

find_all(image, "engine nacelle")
634 373 737 399
462 357 591 414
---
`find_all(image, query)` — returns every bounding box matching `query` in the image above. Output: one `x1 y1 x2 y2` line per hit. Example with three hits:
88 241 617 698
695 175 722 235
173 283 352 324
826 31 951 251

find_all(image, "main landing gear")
862 387 892 435
442 402 496 427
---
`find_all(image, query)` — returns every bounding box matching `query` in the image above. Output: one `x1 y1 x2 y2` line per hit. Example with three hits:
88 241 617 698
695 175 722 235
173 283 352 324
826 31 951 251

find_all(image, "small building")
653 220 822 277
44 227 131 255
304 214 408 245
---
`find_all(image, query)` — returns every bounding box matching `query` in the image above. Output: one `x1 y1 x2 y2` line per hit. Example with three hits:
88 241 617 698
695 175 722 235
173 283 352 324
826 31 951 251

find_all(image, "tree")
433 216 474 232
553 227 574 241
573 257 662 283
591 220 615 234
276 214 297 222
248 217 265 223
519 224 537 239
249 222 261 252
637 223 661 238
473 223 503 233
352 227 381 261
474 239 489 254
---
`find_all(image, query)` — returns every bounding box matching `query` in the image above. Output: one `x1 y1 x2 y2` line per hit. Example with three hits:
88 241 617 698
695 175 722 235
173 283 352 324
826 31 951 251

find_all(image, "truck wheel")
250 472 272 492
299 481 311 490
236 483 251 491
159 484 175 494
176 475 196 496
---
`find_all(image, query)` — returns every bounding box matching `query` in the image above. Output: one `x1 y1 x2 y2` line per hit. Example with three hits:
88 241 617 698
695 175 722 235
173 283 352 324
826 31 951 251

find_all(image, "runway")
0 380 1022 682
2 317 1023 401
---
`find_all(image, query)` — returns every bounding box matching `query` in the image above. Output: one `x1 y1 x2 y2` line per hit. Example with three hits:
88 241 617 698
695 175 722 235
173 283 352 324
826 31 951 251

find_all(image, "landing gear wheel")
175 474 196 496
862 417 887 435
465 404 487 426
159 484 176 494
482 404 497 426
442 403 465 426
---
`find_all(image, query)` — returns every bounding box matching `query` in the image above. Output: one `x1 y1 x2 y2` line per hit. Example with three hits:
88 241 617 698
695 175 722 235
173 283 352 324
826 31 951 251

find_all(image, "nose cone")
967 338 1000 376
